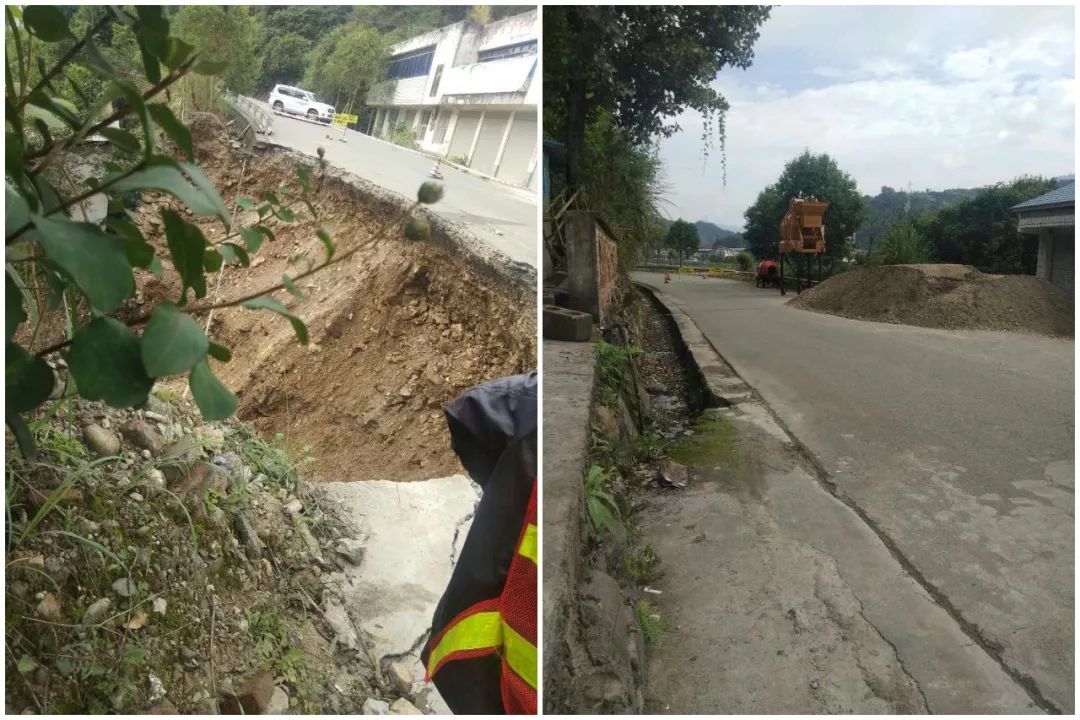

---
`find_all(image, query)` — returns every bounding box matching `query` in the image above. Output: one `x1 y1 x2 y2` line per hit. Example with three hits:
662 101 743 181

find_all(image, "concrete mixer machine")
777 196 828 295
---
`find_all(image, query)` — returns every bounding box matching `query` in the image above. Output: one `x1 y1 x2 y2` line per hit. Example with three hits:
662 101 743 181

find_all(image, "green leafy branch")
5 6 445 459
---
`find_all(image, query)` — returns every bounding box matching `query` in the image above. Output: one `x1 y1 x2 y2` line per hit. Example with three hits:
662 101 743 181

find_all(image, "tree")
666 219 700 265
303 25 387 111
742 151 869 273
4 5 443 458
259 32 312 92
544 6 770 191
914 177 1055 274
173 5 263 94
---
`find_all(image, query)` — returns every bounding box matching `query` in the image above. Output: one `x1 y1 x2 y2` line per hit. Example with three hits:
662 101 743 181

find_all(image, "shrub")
734 250 754 272
874 222 935 265
388 121 419 150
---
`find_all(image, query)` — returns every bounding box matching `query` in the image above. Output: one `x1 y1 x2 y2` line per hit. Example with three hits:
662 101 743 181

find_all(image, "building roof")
1011 182 1075 212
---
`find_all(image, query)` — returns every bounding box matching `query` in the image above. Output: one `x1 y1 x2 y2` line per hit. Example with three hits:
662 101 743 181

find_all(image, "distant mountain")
660 218 745 248
855 186 979 251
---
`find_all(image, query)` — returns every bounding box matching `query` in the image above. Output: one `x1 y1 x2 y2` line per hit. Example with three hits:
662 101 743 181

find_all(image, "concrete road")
633 272 1074 713
251 101 537 268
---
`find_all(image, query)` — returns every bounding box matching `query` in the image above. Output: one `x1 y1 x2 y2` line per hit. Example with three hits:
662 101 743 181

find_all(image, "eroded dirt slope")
132 121 535 481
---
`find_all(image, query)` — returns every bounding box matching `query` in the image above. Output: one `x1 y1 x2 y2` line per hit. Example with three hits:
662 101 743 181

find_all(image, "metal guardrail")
223 90 273 137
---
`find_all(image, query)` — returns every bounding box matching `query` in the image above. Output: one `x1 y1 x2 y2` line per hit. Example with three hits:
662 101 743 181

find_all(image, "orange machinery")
777 197 828 295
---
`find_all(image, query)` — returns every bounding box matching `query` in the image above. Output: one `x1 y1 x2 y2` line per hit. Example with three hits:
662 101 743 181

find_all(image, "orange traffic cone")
427 159 444 180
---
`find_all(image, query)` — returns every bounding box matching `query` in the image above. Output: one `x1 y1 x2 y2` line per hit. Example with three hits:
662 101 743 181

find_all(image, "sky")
657 5 1076 230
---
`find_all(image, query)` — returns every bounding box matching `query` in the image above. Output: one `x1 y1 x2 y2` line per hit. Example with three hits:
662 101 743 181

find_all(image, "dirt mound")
132 117 535 481
790 264 1073 337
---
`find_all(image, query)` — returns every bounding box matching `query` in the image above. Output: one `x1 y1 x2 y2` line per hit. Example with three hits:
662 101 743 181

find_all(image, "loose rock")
334 538 365 566
387 660 415 697
219 671 275 714
363 698 390 715
267 686 290 714
389 698 422 715
82 598 111 625
122 418 163 455
84 424 121 457
112 577 137 597
35 593 61 620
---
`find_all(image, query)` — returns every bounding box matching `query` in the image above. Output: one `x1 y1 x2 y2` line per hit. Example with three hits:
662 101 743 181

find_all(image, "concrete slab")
322 475 478 711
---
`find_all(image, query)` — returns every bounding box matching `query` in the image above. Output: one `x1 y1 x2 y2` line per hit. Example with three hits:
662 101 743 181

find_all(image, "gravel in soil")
790 263 1073 337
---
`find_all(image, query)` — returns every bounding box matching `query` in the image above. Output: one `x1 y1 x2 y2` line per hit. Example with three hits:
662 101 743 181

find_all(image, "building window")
478 40 537 63
387 47 435 79
419 110 433 136
429 64 444 97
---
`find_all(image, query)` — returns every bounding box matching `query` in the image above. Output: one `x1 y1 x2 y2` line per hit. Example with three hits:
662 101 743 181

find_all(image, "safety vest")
424 481 537 713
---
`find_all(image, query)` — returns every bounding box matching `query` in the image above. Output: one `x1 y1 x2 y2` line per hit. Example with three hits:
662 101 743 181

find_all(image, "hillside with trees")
659 218 744 248
855 185 979 252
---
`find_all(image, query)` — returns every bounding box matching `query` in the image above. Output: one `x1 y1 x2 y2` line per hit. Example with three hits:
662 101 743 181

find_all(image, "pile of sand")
790 264 1073 337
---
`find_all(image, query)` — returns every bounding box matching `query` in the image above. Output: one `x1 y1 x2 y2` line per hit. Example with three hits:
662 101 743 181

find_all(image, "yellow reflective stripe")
518 524 538 565
503 621 538 689
426 613 538 691
426 610 502 676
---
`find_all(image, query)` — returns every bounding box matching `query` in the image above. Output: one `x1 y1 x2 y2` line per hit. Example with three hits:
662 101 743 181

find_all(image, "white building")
367 10 538 189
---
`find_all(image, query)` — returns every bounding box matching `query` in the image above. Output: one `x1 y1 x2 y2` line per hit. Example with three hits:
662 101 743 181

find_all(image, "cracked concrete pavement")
319 476 480 713
637 280 1052 714
634 273 1073 713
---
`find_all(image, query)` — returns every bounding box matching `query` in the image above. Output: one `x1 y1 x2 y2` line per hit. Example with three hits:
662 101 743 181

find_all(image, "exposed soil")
790 264 1073 337
57 118 535 482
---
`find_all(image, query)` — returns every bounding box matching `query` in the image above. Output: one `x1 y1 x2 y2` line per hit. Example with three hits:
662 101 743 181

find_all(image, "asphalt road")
633 272 1075 713
251 100 538 268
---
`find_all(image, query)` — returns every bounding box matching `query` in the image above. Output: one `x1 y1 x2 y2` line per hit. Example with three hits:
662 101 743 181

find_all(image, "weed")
636 599 666 646
596 341 643 407
584 465 621 533
620 545 660 586
230 428 315 491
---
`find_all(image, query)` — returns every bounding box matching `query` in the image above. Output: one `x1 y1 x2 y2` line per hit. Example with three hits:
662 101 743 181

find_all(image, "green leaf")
297 167 312 194
208 341 232 362
31 215 134 313
275 207 297 222
134 5 167 32
242 297 309 345
24 102 66 131
188 358 236 420
264 192 281 207
141 302 208 377
122 647 144 666
316 229 335 260
135 35 161 84
6 343 54 414
218 242 250 267
6 269 26 340
235 197 255 211
98 126 140 154
23 6 73 41
161 210 207 303
239 227 264 253
17 655 37 674
110 164 229 222
203 248 223 273
66 318 153 407
107 218 155 269
95 80 154 160
192 59 228 75
147 103 194 161
7 414 36 460
6 183 30 237
282 275 306 301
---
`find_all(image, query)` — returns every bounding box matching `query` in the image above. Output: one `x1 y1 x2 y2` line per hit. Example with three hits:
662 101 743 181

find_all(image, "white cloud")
657 7 1075 229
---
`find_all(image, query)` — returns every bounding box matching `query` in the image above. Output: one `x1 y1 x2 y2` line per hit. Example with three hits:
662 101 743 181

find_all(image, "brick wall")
596 226 618 324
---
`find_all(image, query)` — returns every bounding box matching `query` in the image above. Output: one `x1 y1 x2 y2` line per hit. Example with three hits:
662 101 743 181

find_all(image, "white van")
268 84 335 124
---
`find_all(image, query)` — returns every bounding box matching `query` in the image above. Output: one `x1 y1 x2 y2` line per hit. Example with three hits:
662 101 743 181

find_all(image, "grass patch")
667 415 739 468
596 341 643 407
